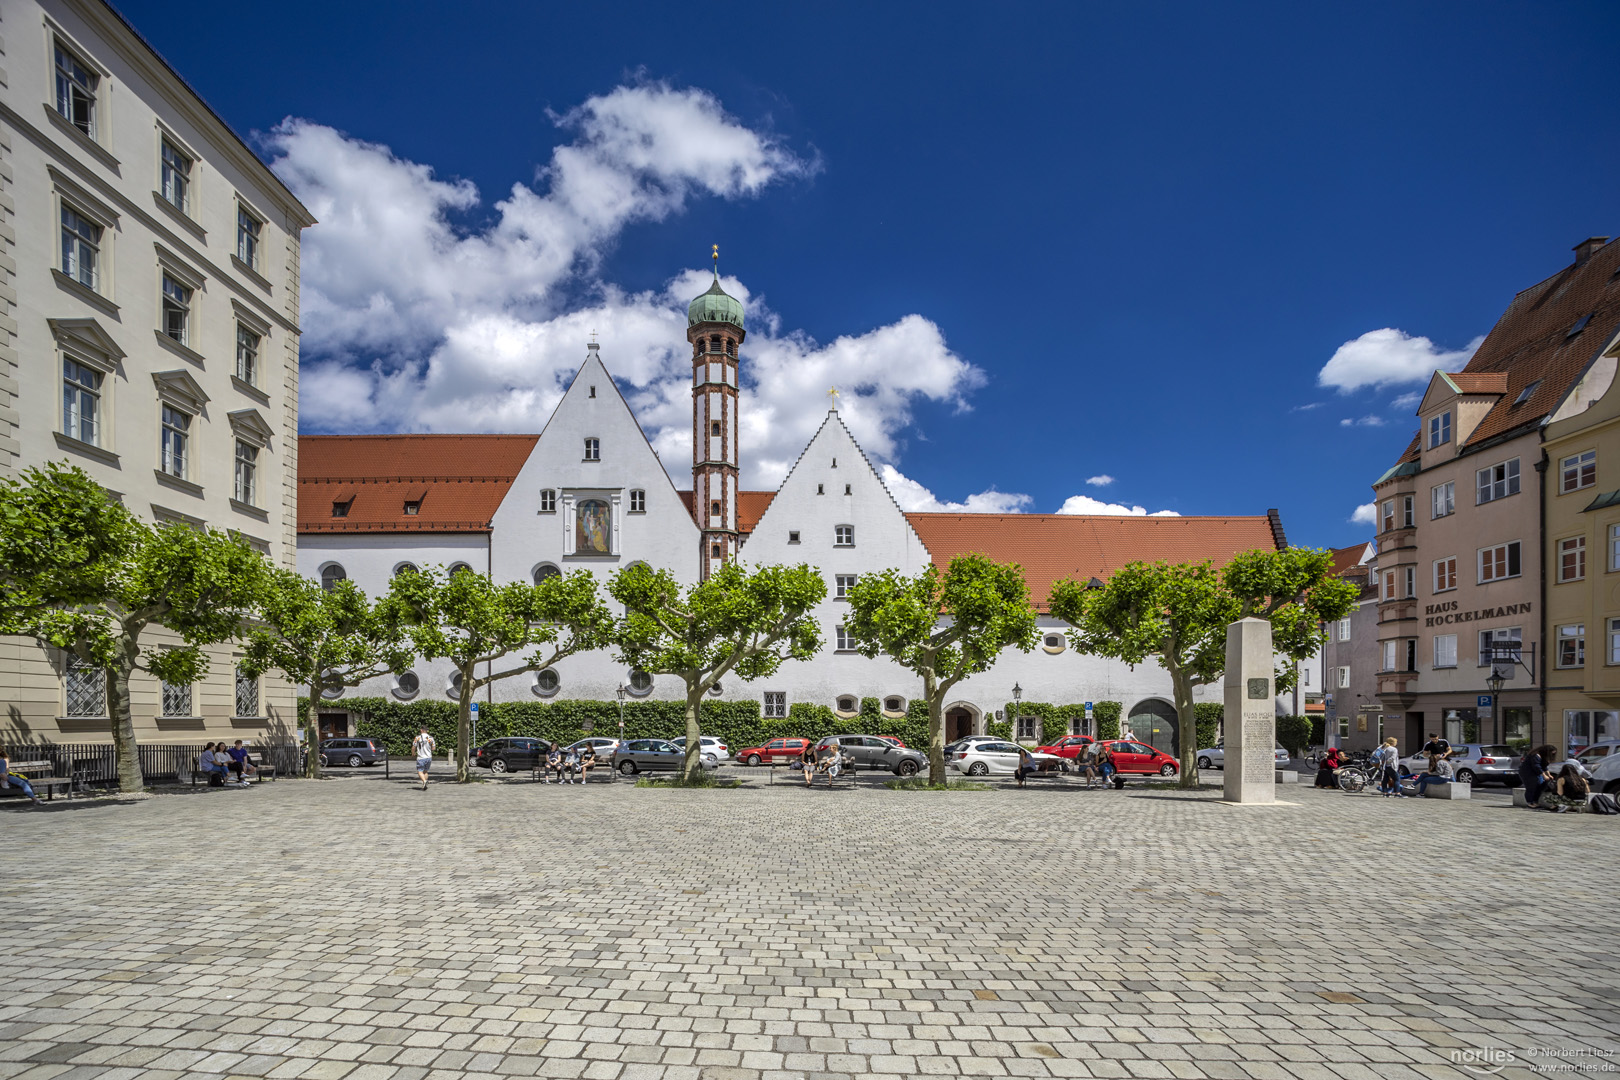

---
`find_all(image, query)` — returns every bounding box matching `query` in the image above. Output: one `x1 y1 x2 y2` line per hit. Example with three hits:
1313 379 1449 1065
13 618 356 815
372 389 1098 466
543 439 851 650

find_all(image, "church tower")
687 248 746 579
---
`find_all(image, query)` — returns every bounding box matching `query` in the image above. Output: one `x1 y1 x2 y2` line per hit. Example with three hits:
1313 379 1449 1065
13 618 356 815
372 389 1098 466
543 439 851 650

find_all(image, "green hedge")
1194 703 1223 753
1276 715 1312 758
304 695 940 756
1002 701 1123 744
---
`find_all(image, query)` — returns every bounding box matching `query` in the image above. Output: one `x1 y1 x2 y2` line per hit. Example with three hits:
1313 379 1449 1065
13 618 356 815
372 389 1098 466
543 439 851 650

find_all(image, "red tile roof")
903 513 1282 610
299 435 537 534
677 490 777 534
1445 372 1509 395
1328 542 1373 578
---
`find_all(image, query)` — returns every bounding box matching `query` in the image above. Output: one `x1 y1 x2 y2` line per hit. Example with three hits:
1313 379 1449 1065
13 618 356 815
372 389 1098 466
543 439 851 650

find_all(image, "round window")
884 696 904 713
393 562 418 577
449 562 473 577
534 669 560 697
708 682 723 696
446 671 463 700
1042 633 1067 655
534 564 561 584
836 696 857 713
393 671 420 700
320 684 344 700
629 669 652 693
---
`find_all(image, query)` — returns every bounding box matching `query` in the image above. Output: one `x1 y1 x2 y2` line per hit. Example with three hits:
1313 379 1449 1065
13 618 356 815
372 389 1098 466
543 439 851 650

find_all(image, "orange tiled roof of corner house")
902 512 1282 611
1446 237 1620 450
1327 541 1374 580
299 434 539 534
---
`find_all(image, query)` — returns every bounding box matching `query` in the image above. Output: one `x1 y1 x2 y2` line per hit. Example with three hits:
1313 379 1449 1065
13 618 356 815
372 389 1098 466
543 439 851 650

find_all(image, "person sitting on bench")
578 743 597 783
800 744 818 787
1415 753 1452 796
0 751 41 806
227 740 258 784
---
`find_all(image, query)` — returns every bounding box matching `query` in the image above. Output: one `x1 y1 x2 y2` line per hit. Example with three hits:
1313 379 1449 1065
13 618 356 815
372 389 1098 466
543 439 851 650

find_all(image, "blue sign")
470 702 480 716
1084 700 1094 719
1477 695 1492 708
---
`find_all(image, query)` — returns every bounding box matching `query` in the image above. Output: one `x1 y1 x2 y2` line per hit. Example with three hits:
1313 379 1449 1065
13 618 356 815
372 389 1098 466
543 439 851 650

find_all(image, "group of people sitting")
797 743 854 786
538 742 598 784
1065 742 1117 789
1518 745 1598 813
199 741 256 787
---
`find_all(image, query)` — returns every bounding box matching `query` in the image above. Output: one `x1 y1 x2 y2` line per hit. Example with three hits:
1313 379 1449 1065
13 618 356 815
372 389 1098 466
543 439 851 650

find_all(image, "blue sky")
121 0 1620 548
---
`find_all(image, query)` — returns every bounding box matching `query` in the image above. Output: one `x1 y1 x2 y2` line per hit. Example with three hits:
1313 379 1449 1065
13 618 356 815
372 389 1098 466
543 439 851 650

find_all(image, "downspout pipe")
1535 448 1548 749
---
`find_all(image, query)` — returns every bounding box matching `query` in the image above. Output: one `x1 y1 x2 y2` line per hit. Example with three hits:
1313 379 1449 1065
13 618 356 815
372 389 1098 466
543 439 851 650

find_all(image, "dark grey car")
319 738 387 768
814 734 925 776
613 738 718 775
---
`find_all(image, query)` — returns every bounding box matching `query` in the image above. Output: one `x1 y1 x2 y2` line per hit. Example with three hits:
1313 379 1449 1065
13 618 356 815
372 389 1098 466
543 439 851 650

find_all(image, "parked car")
1097 739 1180 778
318 737 388 768
1552 740 1620 776
875 736 908 748
473 737 546 773
1401 743 1520 786
947 740 1065 776
669 735 730 763
736 737 810 765
1588 752 1620 794
1196 744 1290 770
613 738 717 775
1034 735 1095 759
943 735 1002 758
564 737 621 762
813 734 926 776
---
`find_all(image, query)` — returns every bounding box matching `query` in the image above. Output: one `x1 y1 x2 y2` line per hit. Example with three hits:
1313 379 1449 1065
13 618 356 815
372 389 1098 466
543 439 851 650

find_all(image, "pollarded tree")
240 567 414 778
611 561 825 781
0 462 141 632
1049 546 1358 789
844 554 1038 785
27 520 266 792
386 565 615 782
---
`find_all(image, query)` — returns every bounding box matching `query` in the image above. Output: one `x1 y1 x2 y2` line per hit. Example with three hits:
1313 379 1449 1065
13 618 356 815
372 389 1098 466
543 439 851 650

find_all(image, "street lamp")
1012 683 1022 739
616 683 627 745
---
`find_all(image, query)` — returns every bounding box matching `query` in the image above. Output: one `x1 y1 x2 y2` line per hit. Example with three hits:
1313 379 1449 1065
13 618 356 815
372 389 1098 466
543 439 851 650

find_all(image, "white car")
947 740 1065 777
1552 740 1620 776
669 735 730 764
1196 744 1290 770
1589 753 1620 793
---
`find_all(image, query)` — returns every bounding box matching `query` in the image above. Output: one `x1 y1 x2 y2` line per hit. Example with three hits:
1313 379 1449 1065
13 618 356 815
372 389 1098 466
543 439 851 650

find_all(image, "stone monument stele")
1223 616 1276 804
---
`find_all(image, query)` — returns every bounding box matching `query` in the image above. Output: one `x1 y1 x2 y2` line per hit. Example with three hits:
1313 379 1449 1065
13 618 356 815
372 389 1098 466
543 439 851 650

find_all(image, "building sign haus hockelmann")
1424 601 1532 627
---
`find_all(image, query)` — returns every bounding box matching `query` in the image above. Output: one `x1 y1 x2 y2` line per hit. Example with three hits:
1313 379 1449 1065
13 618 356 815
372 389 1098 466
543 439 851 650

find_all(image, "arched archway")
1127 698 1179 758
943 701 981 742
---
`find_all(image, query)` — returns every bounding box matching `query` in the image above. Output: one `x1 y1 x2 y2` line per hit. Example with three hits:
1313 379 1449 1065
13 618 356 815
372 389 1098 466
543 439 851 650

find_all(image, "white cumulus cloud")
1350 502 1378 525
271 84 989 490
1086 474 1115 487
1317 328 1483 393
1339 415 1388 428
1056 495 1180 517
1389 391 1422 410
878 465 1032 514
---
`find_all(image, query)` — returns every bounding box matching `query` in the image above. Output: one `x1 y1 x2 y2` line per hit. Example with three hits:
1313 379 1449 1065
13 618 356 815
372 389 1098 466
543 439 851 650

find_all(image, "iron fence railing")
2 739 299 788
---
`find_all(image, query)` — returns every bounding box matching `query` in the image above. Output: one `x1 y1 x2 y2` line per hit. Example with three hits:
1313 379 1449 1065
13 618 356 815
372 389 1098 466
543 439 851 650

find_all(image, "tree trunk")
305 679 323 779
107 647 141 793
1171 666 1198 789
456 666 473 783
680 682 703 781
924 670 945 786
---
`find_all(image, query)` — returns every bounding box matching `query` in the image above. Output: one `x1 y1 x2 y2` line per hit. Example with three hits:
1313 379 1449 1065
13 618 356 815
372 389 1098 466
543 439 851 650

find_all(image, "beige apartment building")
0 0 314 745
1371 236 1620 753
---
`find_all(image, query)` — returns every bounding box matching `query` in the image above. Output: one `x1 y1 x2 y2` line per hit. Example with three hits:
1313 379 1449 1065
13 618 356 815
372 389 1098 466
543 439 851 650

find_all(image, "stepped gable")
299 434 537 534
903 512 1281 611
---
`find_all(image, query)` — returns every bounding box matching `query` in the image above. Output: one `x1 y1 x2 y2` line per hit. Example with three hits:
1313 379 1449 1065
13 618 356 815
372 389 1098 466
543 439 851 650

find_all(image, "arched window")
576 499 611 554
835 695 857 714
711 421 721 436
884 696 905 714
446 671 463 699
448 562 473 577
628 669 653 695
709 334 721 353
533 563 561 585
320 563 346 592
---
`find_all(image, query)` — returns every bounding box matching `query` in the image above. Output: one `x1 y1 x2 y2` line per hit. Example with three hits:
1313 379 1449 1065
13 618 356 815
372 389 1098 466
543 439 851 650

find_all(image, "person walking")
1315 746 1343 788
1376 738 1405 797
1519 744 1555 808
0 750 41 806
411 728 436 791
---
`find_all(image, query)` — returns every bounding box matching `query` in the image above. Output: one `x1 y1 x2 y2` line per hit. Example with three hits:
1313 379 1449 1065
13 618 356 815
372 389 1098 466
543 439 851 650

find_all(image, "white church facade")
298 269 1287 754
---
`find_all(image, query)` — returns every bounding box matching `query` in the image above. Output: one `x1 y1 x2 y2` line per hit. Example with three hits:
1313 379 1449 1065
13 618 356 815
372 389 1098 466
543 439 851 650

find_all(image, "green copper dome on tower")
687 249 745 330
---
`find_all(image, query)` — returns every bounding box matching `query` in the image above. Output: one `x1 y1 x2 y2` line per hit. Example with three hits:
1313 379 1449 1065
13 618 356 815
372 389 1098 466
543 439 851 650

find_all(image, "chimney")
1573 237 1610 268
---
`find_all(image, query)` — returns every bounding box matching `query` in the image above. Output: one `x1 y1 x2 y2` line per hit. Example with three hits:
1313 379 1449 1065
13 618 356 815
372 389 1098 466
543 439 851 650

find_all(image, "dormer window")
1428 412 1451 449
403 501 420 516
1568 314 1594 338
331 499 351 518
1514 380 1541 406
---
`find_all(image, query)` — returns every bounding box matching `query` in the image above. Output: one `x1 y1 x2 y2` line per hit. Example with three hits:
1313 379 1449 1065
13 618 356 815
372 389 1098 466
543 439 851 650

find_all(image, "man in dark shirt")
1421 733 1452 759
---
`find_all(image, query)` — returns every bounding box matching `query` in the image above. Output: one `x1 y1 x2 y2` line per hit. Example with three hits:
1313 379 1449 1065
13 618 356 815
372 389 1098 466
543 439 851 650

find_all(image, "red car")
1034 735 1095 759
875 736 908 748
1097 739 1179 781
737 737 810 765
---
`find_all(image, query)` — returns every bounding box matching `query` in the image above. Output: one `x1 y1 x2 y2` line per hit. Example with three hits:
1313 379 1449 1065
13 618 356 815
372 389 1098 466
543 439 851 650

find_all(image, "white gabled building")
298 270 1287 756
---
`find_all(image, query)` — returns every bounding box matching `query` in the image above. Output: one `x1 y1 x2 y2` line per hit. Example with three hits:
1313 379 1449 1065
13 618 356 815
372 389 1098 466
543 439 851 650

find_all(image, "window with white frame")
1402 495 1414 529
763 691 787 718
539 488 556 513
234 440 258 505
1433 634 1457 669
1431 480 1455 519
161 677 192 717
161 273 191 344
235 324 260 386
1557 624 1585 668
1382 570 1396 601
1434 556 1457 593
1478 626 1522 667
1337 666 1349 688
64 655 105 717
1381 640 1398 672
160 139 192 214
1381 500 1395 533
1558 536 1586 582
1479 541 1522 583
1476 458 1521 504
835 574 857 599
1428 412 1451 448
835 625 855 651
629 489 645 513
54 43 97 137
60 204 101 289
236 205 262 271
1403 566 1415 598
583 437 600 460
235 663 259 717
160 406 190 479
1610 619 1620 665
1612 524 1620 572
1337 617 1351 641
62 358 102 446
835 524 854 546
1561 450 1597 493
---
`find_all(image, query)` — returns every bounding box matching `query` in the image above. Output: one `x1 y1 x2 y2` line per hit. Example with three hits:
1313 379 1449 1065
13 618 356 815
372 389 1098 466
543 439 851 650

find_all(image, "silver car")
612 738 717 776
1196 744 1290 769
669 735 729 764
1401 743 1520 786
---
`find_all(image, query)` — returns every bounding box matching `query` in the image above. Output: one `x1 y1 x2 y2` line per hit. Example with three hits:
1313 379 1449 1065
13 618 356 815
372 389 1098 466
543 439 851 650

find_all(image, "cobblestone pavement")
2 768 1615 1080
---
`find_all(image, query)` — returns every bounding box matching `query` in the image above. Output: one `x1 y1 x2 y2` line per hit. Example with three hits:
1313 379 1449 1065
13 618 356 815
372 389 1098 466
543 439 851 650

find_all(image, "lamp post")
1486 669 1505 744
1012 682 1022 741
616 683 627 745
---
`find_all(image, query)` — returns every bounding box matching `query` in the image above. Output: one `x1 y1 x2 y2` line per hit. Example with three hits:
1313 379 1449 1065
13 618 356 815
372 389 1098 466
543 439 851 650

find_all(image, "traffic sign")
1476 695 1492 708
